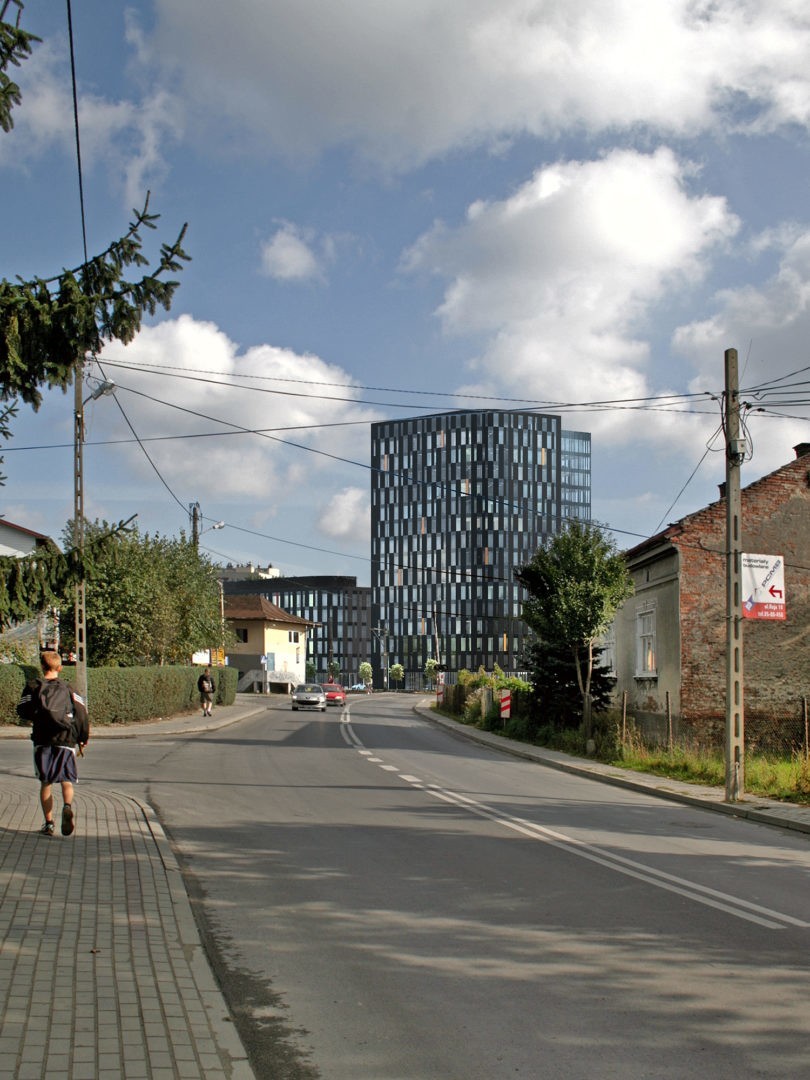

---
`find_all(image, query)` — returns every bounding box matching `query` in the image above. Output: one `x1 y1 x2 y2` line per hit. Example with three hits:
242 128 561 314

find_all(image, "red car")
322 683 346 706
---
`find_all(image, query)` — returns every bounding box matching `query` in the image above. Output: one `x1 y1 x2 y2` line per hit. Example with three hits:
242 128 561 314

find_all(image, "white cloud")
404 147 739 442
260 223 325 283
317 486 370 545
93 315 380 542
673 227 810 475
152 0 810 169
0 30 181 205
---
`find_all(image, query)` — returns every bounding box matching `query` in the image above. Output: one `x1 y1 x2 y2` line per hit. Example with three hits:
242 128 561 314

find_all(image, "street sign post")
741 553 786 621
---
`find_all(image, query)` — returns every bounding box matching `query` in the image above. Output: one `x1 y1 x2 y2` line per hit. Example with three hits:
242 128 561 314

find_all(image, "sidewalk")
0 694 270 1080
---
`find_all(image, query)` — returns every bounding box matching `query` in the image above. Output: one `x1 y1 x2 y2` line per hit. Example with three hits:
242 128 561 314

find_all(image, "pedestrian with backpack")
17 650 90 837
197 666 215 717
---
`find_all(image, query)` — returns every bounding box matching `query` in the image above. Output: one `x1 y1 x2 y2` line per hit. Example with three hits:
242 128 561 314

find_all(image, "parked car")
322 683 346 706
291 684 326 712
349 683 368 692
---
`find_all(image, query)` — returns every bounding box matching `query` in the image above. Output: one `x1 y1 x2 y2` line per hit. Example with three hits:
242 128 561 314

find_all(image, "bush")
0 664 28 723
531 723 588 756
0 663 238 726
462 686 489 726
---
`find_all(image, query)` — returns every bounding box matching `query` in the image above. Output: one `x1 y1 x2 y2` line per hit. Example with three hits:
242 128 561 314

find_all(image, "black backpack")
19 678 88 747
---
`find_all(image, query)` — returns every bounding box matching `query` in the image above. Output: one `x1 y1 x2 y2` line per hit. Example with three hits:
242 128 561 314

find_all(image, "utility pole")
432 602 442 666
73 361 87 701
724 347 745 801
372 625 389 690
72 373 116 703
190 502 201 546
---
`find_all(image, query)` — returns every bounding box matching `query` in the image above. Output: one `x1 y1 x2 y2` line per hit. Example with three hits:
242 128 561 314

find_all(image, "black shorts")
34 745 78 785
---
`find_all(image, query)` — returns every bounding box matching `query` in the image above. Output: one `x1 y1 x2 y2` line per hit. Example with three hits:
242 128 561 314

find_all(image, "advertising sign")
741 553 786 621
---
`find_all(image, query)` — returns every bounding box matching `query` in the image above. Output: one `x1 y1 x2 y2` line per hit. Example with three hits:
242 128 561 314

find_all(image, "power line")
101 358 718 415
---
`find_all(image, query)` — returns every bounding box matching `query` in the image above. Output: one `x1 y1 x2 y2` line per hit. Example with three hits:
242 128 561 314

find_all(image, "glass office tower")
370 410 591 680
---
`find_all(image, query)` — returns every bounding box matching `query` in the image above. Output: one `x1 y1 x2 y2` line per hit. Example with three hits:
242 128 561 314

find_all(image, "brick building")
611 443 810 743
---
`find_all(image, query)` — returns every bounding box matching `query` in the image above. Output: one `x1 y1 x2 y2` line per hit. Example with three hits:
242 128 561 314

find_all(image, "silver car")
291 683 327 712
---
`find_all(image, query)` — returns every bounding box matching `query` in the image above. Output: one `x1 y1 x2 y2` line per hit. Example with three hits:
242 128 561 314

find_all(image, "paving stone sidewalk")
0 775 254 1080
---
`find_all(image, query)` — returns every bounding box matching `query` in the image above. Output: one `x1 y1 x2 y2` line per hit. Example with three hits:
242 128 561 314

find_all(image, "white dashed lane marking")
339 712 808 931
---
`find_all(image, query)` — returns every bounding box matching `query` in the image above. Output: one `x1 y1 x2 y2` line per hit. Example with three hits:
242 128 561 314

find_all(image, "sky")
1 0 809 586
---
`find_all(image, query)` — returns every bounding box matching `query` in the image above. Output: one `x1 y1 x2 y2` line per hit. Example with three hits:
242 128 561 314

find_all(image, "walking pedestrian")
17 650 90 836
197 666 215 717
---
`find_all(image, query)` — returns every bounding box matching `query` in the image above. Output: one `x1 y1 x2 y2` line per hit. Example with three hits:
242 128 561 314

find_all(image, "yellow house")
224 594 315 692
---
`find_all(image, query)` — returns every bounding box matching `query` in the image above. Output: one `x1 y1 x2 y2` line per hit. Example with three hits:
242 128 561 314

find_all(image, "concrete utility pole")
724 347 745 801
372 625 389 690
73 373 116 701
73 362 87 701
190 502 201 546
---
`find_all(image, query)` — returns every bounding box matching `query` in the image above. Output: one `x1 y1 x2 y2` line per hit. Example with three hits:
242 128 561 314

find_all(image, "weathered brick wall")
677 450 810 729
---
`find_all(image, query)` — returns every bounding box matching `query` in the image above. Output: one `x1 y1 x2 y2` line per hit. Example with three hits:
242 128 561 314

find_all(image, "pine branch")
0 517 135 628
0 7 39 133
0 196 190 409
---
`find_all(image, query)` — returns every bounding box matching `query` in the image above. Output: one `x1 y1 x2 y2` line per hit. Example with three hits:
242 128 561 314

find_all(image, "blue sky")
2 0 809 585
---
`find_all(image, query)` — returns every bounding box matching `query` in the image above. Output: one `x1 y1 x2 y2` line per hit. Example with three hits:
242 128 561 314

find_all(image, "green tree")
57 522 225 666
524 638 615 733
327 659 341 681
389 662 404 690
358 661 373 688
515 521 633 736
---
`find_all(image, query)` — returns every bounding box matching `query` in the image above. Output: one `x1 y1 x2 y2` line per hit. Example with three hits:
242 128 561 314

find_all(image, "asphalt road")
12 694 810 1079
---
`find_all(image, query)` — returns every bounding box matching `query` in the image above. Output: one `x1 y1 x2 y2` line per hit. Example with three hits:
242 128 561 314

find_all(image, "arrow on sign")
769 585 783 599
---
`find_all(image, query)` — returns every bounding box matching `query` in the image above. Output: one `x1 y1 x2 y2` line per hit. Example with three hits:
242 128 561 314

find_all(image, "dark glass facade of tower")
561 430 592 525
370 411 591 679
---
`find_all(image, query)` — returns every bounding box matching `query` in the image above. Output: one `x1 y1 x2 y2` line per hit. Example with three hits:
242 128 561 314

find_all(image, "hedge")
0 664 238 726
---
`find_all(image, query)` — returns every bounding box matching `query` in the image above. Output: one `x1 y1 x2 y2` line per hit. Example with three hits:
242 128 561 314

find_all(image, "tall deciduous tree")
515 522 633 735
57 521 227 666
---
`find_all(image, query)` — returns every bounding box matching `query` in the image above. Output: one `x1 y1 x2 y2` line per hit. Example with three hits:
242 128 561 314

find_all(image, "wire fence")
619 692 810 759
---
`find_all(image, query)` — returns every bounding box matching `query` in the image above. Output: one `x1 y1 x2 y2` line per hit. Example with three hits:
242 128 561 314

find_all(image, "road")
16 693 810 1078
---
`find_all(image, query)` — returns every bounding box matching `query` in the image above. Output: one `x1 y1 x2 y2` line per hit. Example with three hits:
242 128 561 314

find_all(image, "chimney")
794 443 810 459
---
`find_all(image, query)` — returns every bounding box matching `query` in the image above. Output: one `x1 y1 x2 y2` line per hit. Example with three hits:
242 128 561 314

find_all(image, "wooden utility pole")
724 347 745 801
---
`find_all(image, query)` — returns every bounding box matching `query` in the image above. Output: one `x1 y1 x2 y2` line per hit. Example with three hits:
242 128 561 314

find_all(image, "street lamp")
73 370 116 700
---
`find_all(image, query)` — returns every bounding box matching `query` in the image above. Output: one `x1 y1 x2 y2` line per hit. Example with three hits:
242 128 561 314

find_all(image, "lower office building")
370 410 591 680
